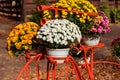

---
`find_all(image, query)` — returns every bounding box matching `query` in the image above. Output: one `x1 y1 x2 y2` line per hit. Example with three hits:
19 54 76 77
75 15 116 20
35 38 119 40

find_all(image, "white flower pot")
82 36 101 46
46 48 70 63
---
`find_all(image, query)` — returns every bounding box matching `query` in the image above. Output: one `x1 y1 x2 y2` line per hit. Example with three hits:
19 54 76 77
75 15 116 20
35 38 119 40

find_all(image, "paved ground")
0 16 120 80
0 17 23 80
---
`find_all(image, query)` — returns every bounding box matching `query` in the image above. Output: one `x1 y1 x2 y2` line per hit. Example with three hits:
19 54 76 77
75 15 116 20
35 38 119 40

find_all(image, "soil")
0 16 120 80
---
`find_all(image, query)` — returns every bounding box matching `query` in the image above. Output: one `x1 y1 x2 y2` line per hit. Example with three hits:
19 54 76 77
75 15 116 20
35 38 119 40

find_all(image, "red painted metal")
15 3 120 79
16 42 120 80
94 61 120 66
74 42 104 80
37 5 98 17
37 5 98 26
16 53 43 80
16 53 83 80
74 42 120 80
45 55 83 80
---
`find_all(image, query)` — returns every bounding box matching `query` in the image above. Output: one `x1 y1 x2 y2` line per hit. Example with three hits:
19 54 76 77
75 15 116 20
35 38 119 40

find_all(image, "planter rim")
46 48 70 50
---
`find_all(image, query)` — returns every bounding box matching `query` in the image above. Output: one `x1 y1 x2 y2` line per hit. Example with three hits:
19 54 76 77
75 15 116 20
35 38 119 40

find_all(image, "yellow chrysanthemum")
15 24 23 29
24 46 29 50
11 37 18 43
67 7 72 10
7 38 12 47
7 22 40 57
8 50 13 57
70 12 73 15
27 40 32 44
79 18 83 23
55 15 59 18
19 29 25 35
9 31 14 37
76 15 80 18
15 42 22 49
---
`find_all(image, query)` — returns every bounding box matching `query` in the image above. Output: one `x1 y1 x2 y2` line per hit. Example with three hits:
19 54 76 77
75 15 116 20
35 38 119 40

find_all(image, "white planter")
82 36 101 46
46 48 70 63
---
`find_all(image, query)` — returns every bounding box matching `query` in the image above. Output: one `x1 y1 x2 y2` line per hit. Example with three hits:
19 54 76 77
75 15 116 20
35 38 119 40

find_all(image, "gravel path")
0 16 120 80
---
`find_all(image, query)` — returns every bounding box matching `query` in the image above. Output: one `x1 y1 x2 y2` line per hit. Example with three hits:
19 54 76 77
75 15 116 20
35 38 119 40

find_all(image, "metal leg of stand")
90 49 94 80
68 56 83 80
46 55 83 80
83 50 94 80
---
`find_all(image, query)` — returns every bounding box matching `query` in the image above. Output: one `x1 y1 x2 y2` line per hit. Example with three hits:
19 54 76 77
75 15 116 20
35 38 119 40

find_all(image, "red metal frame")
74 42 120 80
16 42 120 80
37 5 98 26
37 5 98 17
16 53 43 80
74 42 104 80
16 5 120 80
16 54 83 80
46 55 83 80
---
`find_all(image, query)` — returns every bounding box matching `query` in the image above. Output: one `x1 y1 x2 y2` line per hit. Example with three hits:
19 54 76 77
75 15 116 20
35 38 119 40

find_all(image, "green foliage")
30 9 43 25
113 44 120 56
30 0 48 26
110 7 117 23
100 4 120 23
33 0 48 6
100 4 110 20
116 8 120 22
109 7 120 23
111 37 120 57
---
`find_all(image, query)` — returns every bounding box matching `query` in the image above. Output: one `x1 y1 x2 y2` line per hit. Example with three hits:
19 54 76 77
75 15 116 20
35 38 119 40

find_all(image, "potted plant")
7 22 40 57
35 0 98 29
40 0 97 25
36 19 82 63
36 0 105 46
82 11 111 46
111 36 120 61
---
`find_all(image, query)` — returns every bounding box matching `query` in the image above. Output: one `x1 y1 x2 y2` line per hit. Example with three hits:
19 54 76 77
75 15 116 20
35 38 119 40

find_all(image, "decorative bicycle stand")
16 53 83 80
74 42 104 80
16 42 120 80
74 42 120 80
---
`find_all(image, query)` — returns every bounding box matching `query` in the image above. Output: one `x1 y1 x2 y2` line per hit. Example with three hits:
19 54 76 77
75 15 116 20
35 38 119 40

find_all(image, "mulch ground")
0 16 120 80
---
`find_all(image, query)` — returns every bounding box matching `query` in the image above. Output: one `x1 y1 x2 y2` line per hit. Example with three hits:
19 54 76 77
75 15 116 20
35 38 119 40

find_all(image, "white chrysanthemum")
64 41 68 45
54 38 58 43
43 37 46 40
52 29 57 33
50 40 53 43
67 36 72 40
36 19 82 48
36 35 40 39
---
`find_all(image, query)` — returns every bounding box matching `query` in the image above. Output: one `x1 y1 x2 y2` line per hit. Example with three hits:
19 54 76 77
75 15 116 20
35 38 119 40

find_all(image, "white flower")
71 38 74 42
64 41 68 45
61 40 66 45
37 32 41 35
36 35 39 39
67 36 72 40
54 38 58 43
43 37 46 40
66 30 71 35
50 40 53 43
36 19 82 48
43 32 48 35
52 29 57 33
